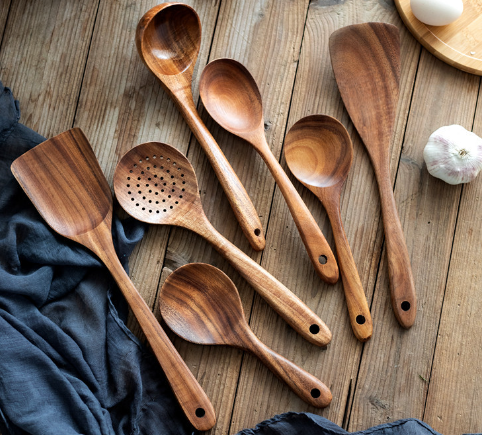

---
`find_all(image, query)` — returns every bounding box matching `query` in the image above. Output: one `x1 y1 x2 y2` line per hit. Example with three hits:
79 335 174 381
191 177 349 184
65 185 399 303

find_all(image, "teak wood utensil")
136 3 265 251
113 142 332 346
159 263 333 408
10 129 216 431
329 23 417 328
199 58 339 284
284 115 373 342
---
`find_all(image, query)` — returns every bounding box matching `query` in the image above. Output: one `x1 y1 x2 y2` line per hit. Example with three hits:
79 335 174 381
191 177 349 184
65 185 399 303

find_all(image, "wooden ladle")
159 263 333 408
330 23 416 328
199 58 339 284
10 128 216 431
284 115 373 342
113 142 332 347
136 3 265 252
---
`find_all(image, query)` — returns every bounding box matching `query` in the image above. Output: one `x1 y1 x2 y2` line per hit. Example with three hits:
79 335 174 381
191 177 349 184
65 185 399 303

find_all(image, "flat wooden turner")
330 23 416 328
10 128 216 431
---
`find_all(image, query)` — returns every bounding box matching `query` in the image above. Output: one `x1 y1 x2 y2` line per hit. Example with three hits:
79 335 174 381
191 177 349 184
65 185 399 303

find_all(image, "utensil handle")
90 225 216 431
244 331 332 408
260 144 338 284
174 91 265 251
198 218 332 346
323 195 372 341
377 171 416 328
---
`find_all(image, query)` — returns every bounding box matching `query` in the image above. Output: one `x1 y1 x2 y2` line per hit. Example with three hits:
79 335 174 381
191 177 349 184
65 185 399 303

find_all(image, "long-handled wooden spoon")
199 58 339 284
159 263 333 408
113 142 332 346
329 23 416 328
284 115 373 342
10 128 216 431
136 3 265 252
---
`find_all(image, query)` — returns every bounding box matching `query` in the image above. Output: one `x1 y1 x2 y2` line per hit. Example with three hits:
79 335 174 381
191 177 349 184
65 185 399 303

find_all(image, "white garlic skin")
411 0 463 26
423 125 482 185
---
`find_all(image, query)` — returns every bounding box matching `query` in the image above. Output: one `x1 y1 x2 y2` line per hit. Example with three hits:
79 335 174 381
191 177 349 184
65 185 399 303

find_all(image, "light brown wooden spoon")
330 23 416 328
113 142 331 347
199 58 339 284
10 128 216 431
136 3 265 252
285 115 373 342
159 263 332 408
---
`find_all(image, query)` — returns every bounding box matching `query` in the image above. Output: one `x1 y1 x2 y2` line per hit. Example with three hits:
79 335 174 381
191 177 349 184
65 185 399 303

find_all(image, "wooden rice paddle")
329 23 416 328
10 128 216 431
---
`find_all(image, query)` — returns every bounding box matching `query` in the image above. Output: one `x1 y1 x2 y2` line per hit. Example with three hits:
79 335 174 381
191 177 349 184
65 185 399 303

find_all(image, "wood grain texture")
135 3 265 251
0 0 10 45
199 58 339 284
11 128 216 431
160 263 332 408
395 0 482 76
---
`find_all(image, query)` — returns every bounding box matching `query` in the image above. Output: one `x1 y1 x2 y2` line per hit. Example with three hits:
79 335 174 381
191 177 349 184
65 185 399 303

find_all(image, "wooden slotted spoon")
136 3 265 251
160 263 332 408
329 23 417 328
10 128 216 431
113 142 332 347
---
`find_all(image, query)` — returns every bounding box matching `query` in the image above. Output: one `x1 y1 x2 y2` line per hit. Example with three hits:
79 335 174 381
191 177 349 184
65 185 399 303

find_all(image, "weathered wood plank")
423 81 482 435
348 52 480 430
0 0 99 137
0 0 11 47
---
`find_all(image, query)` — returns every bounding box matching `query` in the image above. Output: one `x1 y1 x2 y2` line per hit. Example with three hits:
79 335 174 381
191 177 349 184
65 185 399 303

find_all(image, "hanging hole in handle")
254 228 261 236
309 324 320 334
401 301 411 311
318 255 327 265
356 315 366 325
311 388 321 398
195 408 206 418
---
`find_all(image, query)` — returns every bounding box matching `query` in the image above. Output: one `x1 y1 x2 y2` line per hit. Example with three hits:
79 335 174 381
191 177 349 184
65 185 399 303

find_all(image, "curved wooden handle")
323 195 372 341
377 172 416 328
90 226 216 431
244 331 332 408
260 142 338 284
173 90 265 251
198 218 332 346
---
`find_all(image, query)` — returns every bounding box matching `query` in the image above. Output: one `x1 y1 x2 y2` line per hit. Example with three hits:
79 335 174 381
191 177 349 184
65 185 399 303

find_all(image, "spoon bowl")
160 263 332 408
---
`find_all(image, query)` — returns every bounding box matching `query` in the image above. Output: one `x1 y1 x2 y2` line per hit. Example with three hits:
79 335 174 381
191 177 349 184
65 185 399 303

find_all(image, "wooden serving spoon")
113 142 332 347
284 115 373 342
136 3 265 252
10 128 216 431
329 23 417 328
159 263 333 408
199 58 339 285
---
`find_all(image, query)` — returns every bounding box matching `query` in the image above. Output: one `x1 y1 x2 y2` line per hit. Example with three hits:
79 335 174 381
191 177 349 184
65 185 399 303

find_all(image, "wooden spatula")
329 23 416 328
10 128 216 431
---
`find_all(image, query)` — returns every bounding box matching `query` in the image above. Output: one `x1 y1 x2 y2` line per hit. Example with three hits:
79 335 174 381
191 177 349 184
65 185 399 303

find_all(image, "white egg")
410 0 463 26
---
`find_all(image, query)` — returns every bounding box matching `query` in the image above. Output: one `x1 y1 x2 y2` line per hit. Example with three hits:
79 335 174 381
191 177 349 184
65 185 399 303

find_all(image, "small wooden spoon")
199 58 338 284
10 128 216 431
330 23 416 328
160 263 333 408
285 115 373 342
113 142 331 346
136 3 265 251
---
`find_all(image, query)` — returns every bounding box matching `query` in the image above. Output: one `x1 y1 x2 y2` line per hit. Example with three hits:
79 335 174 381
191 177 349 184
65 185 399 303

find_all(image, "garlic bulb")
423 125 482 185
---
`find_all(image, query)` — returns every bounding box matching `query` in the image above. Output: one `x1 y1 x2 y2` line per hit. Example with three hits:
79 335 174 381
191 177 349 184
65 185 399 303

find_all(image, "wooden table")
1 1 481 434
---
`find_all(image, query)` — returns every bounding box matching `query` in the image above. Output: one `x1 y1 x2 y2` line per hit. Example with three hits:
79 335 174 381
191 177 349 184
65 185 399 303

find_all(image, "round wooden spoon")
113 142 331 346
199 58 338 284
160 263 332 408
284 115 373 342
136 3 265 251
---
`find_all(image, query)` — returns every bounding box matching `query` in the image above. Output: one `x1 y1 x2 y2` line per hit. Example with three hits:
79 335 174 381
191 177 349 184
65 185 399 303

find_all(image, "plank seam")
0 0 12 56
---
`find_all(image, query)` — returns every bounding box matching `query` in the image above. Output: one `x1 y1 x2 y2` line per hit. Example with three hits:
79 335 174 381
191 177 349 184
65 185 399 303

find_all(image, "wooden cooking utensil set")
10 2 416 431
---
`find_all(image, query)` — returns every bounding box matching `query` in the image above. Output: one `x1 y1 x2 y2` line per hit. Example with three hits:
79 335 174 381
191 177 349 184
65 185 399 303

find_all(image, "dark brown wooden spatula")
10 128 216 431
329 23 416 328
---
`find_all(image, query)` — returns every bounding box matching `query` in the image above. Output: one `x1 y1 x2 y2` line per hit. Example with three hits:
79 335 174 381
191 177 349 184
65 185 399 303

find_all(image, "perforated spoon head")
136 3 201 79
284 115 353 191
113 142 204 230
200 58 264 140
160 263 248 347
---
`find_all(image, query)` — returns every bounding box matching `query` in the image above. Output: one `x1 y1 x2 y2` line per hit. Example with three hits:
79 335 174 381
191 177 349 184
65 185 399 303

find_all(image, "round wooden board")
395 0 482 75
